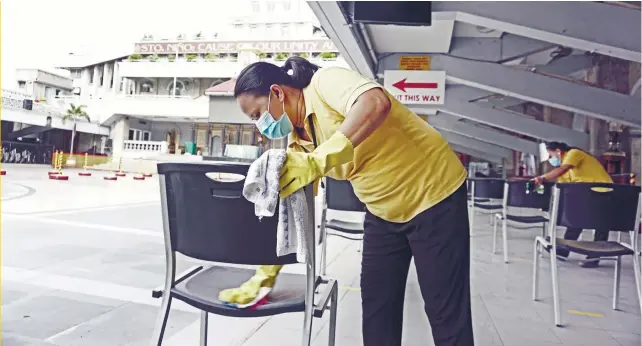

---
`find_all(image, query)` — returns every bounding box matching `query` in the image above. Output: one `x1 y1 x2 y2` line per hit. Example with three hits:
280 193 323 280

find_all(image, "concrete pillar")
103 63 113 94
110 117 130 157
81 68 91 97
112 62 120 96
92 65 102 97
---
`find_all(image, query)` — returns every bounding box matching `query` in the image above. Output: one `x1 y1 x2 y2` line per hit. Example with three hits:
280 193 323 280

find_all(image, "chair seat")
505 214 548 224
555 239 634 258
474 203 502 210
468 196 490 203
171 266 306 318
325 219 364 234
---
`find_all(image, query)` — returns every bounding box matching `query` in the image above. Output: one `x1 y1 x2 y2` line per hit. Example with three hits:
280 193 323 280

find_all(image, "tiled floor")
1 164 640 345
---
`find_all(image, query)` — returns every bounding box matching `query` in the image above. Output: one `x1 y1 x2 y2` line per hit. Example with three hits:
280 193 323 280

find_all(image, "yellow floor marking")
567 310 604 318
339 285 361 292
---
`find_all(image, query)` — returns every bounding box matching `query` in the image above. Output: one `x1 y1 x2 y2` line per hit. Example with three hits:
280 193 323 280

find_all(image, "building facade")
52 0 348 159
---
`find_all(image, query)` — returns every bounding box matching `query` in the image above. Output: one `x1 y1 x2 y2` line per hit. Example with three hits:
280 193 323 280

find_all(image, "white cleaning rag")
243 149 310 263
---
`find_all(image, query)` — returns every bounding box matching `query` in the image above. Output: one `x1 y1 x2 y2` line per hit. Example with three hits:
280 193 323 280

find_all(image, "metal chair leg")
320 228 328 277
199 311 208 346
550 246 562 327
492 217 498 254
532 240 540 301
151 294 173 346
327 285 338 346
301 305 313 346
502 217 509 263
613 256 622 311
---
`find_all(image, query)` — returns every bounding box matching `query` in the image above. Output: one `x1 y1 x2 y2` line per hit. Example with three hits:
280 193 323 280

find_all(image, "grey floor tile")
47 303 198 346
2 333 58 346
3 292 122 339
608 331 641 346
552 326 622 346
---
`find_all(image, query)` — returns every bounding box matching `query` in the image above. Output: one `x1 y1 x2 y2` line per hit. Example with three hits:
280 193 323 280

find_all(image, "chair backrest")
469 178 505 199
325 177 366 212
553 183 641 231
158 162 302 265
505 180 554 210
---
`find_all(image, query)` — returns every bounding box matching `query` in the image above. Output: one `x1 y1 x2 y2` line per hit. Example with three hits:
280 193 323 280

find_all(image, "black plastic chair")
468 178 505 235
532 183 641 327
319 177 366 276
493 180 553 263
151 162 338 346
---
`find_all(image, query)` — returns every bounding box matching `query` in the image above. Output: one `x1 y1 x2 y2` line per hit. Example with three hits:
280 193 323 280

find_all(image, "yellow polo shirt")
559 149 613 183
288 67 467 223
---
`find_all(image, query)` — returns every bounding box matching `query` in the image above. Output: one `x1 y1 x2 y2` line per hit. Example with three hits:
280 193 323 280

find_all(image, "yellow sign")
399 56 431 71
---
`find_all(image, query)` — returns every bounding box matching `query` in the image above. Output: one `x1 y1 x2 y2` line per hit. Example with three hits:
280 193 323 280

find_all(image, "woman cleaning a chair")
219 57 474 346
533 141 614 268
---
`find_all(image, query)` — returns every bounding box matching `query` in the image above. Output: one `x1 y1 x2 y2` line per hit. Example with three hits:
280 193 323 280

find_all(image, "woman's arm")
337 88 392 147
535 164 573 184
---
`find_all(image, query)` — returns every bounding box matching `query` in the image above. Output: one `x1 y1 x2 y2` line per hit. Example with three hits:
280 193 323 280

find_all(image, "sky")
2 0 306 89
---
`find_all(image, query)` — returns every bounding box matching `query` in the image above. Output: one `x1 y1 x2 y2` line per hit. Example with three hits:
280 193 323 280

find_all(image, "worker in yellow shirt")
221 57 473 346
534 141 613 268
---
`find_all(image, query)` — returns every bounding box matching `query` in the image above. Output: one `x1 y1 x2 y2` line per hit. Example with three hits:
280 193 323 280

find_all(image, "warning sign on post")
384 70 446 105
398 56 431 71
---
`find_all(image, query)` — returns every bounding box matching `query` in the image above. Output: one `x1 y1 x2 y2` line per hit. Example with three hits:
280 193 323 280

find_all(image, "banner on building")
1 141 53 164
135 40 339 54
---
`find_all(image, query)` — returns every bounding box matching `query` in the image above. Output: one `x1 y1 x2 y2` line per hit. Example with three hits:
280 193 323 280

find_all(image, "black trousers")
360 182 474 346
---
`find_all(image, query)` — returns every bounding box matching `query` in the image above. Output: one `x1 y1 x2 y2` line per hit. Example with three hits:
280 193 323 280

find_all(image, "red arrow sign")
392 78 439 92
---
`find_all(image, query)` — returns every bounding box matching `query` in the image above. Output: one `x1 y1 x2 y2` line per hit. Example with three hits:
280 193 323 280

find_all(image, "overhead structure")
449 143 505 165
308 0 642 154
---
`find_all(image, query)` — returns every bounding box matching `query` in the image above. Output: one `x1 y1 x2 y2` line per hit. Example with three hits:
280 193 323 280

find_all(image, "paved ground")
1 163 640 346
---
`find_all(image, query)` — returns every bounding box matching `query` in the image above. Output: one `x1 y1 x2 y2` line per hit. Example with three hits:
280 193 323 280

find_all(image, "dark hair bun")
281 57 320 89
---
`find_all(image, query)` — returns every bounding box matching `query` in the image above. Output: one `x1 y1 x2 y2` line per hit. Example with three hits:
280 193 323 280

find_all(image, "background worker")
534 141 614 268
222 56 474 346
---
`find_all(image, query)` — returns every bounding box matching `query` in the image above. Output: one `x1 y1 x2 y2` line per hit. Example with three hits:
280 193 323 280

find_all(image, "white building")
52 0 348 159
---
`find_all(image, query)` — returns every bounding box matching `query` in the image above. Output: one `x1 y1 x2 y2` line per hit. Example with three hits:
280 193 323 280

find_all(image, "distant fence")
50 152 110 168
1 141 53 164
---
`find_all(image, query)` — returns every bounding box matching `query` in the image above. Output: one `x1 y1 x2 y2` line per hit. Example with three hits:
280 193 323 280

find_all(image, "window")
251 0 260 12
141 81 154 93
282 0 291 10
89 70 94 83
18 81 26 89
280 24 290 37
167 81 186 95
128 129 151 141
266 23 275 37
70 70 82 78
249 24 258 36
143 132 151 141
267 1 275 11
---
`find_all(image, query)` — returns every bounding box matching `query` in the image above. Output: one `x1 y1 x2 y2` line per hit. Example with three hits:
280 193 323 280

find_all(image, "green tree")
63 104 91 159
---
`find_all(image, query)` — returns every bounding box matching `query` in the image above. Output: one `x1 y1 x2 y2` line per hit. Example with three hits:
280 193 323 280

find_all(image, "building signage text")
135 40 339 54
383 70 446 105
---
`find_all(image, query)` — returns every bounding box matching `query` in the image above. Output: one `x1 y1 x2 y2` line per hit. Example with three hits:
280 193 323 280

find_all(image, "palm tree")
63 104 90 161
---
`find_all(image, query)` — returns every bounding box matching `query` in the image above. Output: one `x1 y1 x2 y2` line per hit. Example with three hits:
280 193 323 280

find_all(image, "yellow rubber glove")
279 131 354 198
218 265 283 305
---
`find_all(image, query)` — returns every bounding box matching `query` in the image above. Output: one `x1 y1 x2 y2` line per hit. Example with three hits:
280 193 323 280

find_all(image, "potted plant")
275 52 288 61
258 52 268 60
63 103 90 166
319 52 337 60
186 54 198 62
195 32 203 40
229 53 238 62
204 53 218 61
295 52 310 58
127 53 143 61
168 55 176 62
149 54 159 62
177 33 185 40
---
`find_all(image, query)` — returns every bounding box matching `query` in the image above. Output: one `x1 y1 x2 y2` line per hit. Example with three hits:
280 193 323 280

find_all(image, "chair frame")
468 179 505 236
151 171 338 346
532 184 641 327
319 179 365 277
493 182 549 263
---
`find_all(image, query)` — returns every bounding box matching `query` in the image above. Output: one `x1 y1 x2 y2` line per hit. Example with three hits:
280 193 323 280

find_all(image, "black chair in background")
151 162 338 346
533 182 641 327
468 178 506 235
319 177 366 276
493 180 553 263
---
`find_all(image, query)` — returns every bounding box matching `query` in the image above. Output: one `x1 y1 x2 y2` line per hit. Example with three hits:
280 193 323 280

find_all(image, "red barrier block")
103 176 118 181
78 172 92 176
143 173 153 177
1 170 6 175
133 176 145 181
115 173 126 177
52 175 69 181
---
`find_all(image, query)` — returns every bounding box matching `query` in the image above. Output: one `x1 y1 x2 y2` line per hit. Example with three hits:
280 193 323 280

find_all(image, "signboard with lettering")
134 40 339 54
398 56 431 71
384 70 446 105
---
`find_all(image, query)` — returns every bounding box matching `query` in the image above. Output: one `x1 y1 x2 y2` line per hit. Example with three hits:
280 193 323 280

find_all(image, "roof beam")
426 114 540 156
438 129 513 159
307 1 376 79
450 143 504 165
433 1 641 62
405 55 641 127
448 34 556 63
412 86 590 149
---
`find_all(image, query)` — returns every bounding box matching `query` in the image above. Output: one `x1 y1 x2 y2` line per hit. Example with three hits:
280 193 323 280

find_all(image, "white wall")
209 96 254 124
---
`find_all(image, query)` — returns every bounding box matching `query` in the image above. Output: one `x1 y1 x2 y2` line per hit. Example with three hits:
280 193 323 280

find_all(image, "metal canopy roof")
308 1 642 159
